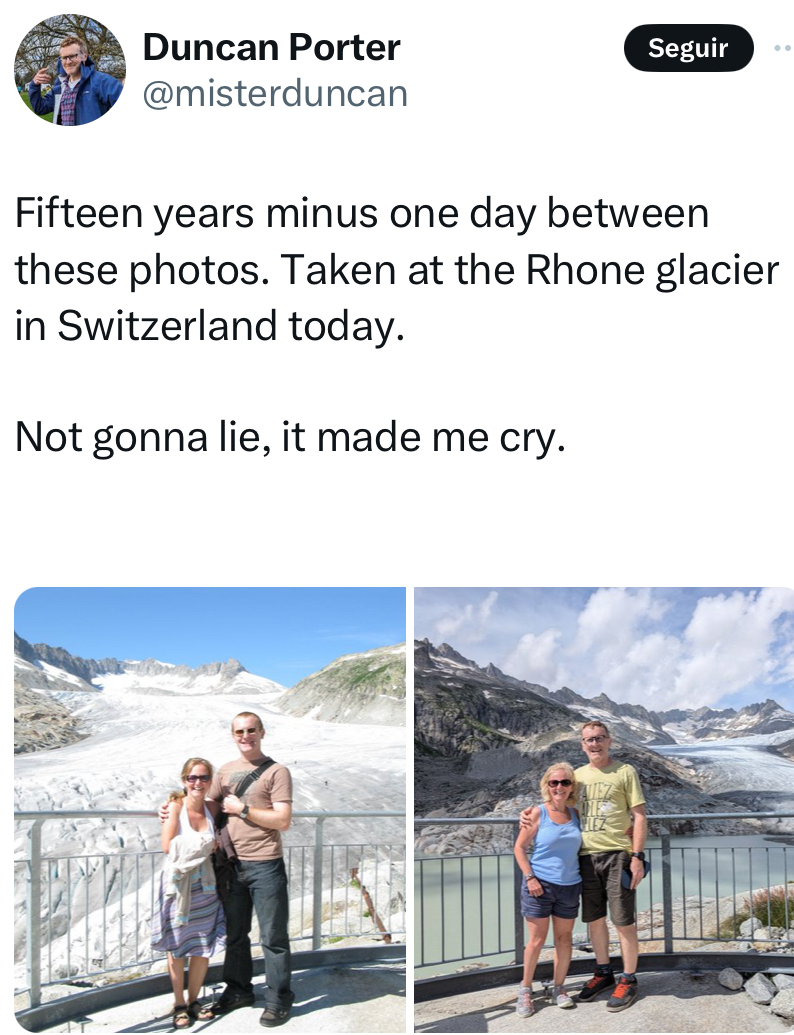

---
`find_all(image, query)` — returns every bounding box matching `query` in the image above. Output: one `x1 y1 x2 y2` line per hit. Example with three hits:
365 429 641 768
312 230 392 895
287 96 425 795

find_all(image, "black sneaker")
606 977 639 1012
260 1005 291 1027
577 970 615 1002
205 992 256 1017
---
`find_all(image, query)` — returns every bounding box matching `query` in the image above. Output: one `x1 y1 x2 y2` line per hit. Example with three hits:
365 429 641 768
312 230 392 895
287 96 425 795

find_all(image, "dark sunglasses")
233 727 259 737
548 779 572 787
185 774 211 783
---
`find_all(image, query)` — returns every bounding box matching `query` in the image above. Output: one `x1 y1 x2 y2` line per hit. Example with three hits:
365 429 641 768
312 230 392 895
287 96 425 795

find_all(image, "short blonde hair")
540 761 578 805
231 711 264 733
581 719 610 738
60 36 87 54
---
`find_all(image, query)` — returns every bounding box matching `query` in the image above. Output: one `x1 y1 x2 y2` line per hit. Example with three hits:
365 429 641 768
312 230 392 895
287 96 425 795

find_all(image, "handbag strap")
233 758 276 800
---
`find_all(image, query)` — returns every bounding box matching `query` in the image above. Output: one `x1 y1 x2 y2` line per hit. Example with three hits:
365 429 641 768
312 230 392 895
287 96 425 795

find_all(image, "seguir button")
624 24 754 71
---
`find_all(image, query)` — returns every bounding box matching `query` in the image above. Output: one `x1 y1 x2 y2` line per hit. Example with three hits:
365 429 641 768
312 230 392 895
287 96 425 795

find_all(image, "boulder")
744 972 777 1004
769 989 794 1022
740 916 765 937
717 967 743 990
773 974 794 991
755 926 785 941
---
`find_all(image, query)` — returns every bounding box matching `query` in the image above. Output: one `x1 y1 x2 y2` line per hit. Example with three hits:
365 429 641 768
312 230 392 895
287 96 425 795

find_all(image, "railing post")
26 819 43 1008
660 826 673 955
512 820 524 964
312 817 326 951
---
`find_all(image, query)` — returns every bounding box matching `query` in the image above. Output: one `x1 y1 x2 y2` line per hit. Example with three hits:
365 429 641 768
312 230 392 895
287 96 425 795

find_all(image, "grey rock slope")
277 643 406 725
14 683 87 754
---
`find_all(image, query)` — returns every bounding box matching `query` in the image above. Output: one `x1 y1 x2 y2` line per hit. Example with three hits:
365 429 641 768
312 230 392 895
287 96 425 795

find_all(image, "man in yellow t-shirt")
575 721 647 1012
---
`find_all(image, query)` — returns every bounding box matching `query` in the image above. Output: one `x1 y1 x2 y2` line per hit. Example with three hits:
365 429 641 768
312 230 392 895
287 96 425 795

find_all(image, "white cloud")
672 588 794 707
503 628 561 687
570 588 669 657
495 588 794 709
434 590 499 645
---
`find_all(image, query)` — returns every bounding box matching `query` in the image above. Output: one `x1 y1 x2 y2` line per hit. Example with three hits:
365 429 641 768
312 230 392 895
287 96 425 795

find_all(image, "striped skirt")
151 871 226 958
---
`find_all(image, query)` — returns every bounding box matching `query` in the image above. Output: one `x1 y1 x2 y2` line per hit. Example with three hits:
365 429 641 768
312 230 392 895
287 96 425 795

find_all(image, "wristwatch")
240 804 250 819
631 851 645 861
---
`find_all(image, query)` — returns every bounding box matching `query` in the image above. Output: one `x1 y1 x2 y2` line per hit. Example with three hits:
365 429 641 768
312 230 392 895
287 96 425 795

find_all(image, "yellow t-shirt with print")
575 761 645 855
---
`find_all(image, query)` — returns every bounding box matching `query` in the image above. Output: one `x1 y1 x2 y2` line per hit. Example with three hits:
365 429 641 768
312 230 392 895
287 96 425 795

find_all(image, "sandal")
188 1000 214 1022
172 1003 193 1029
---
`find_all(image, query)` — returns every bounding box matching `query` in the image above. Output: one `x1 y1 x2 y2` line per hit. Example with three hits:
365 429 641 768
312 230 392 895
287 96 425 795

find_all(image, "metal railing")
414 811 794 973
15 809 406 1010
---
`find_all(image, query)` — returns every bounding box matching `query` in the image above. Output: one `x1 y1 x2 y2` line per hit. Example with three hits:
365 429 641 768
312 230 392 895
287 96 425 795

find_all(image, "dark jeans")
222 857 293 1009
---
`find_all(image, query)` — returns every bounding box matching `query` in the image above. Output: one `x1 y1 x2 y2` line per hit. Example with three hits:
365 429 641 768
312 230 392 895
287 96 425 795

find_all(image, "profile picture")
15 13 124 126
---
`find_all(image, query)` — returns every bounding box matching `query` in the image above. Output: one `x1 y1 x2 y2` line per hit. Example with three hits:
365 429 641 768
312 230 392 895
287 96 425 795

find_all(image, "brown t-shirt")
210 755 293 861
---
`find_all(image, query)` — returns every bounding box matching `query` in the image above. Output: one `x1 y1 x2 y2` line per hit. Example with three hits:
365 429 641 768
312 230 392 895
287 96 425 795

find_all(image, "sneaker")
577 970 615 1002
260 1005 291 1027
204 992 256 1017
606 977 639 1012
553 986 576 1008
516 985 534 1017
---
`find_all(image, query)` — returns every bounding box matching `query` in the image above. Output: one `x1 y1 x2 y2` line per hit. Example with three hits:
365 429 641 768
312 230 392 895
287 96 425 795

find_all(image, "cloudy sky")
415 588 794 710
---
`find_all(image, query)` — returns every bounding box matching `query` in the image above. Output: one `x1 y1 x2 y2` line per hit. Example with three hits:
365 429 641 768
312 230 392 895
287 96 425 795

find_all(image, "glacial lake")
415 739 794 977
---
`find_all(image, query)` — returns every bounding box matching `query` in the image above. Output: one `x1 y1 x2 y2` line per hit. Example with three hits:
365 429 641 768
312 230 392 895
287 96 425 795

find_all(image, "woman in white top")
151 757 226 1028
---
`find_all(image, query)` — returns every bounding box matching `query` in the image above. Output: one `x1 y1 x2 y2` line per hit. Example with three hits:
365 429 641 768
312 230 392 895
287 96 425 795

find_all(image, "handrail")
15 808 406 1012
16 809 405 821
413 809 794 973
414 811 794 824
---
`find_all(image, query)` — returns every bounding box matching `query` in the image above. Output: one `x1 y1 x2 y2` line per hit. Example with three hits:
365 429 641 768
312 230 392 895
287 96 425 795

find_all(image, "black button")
625 25 754 71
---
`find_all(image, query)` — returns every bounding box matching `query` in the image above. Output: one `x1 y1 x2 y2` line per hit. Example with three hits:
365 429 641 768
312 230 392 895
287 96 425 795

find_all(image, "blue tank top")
529 805 582 885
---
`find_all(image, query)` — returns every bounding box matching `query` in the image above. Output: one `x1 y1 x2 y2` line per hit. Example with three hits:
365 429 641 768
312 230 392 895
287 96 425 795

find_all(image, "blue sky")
415 587 794 711
15 588 406 686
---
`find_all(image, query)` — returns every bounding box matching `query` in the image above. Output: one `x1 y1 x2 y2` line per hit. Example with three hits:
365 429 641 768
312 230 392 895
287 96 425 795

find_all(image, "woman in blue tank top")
512 761 582 1017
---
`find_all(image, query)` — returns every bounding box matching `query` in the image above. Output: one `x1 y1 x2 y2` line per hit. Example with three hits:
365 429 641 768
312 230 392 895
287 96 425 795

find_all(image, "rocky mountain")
413 639 787 850
277 643 406 725
13 633 287 753
660 699 794 741
14 633 123 684
414 639 673 753
14 633 286 698
95 657 283 696
541 685 675 745
415 639 577 757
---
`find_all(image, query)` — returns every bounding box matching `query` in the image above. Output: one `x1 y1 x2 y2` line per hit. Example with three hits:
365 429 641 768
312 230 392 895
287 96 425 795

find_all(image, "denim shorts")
521 877 582 919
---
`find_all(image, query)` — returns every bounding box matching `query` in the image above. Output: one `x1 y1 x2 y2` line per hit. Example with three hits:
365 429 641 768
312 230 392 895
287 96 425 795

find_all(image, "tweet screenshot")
8 2 793 1032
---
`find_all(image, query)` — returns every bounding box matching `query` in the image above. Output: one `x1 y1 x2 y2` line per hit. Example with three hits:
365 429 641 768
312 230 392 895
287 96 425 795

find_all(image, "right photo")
413 587 794 1033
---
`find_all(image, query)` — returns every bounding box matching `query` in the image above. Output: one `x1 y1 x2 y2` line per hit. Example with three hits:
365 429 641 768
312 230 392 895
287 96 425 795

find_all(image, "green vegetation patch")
348 662 391 687
716 886 794 939
461 716 516 742
21 92 53 122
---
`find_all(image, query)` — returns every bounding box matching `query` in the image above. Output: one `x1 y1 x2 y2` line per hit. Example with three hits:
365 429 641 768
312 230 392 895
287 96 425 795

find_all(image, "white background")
4 1 792 594
4 1 792 1022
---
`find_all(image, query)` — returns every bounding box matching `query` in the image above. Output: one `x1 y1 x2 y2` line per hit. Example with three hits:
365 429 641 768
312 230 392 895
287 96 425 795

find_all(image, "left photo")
14 587 407 1032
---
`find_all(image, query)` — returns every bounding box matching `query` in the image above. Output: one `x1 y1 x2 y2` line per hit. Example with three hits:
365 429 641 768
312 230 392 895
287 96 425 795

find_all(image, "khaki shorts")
580 851 635 927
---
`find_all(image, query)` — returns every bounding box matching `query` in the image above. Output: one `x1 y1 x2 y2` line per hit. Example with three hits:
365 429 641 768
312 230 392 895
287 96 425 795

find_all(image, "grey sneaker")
516 985 534 1017
553 985 575 1008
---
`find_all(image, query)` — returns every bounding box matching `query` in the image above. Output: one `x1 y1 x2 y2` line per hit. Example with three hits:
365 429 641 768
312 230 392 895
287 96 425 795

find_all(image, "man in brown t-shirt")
207 711 294 1027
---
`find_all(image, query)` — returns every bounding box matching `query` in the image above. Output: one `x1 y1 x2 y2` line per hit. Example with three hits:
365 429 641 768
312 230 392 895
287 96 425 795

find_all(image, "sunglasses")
583 735 608 744
548 779 572 787
185 774 211 783
233 727 260 737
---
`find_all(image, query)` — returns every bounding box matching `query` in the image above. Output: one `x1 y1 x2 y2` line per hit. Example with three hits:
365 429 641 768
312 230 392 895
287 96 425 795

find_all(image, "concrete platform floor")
414 971 790 1033
36 963 406 1034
